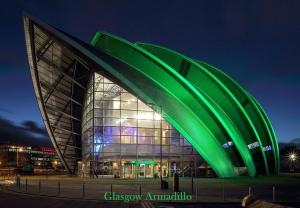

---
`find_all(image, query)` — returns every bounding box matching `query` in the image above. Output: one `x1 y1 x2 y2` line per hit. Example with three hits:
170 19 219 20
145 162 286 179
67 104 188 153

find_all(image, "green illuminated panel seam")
249 95 279 174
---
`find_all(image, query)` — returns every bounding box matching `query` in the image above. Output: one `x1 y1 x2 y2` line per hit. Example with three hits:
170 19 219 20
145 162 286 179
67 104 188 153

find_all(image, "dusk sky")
0 0 299 142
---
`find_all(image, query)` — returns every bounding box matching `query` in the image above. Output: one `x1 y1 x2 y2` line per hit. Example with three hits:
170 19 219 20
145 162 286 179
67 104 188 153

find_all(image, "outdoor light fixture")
290 154 295 161
287 151 298 173
288 152 298 162
113 162 118 168
16 147 23 167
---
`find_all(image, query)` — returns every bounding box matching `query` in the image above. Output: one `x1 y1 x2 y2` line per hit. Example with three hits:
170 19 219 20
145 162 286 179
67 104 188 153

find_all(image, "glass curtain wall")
81 72 201 178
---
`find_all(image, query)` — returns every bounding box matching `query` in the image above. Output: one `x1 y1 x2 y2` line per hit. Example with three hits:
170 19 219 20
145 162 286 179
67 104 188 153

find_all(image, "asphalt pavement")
0 190 137 208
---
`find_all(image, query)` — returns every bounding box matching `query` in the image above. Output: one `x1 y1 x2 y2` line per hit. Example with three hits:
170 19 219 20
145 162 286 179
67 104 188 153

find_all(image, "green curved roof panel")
135 42 278 175
195 61 279 175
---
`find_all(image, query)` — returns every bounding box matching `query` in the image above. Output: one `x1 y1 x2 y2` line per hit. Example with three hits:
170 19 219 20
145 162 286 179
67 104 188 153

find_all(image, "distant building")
0 144 62 172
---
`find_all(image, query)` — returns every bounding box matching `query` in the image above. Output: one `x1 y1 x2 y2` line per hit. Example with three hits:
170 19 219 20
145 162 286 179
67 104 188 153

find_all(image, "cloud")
0 107 14 114
21 120 48 137
0 116 51 147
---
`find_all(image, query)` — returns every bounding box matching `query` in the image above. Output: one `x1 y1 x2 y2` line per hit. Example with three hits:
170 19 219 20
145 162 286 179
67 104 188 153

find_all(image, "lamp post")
53 160 58 171
159 105 163 189
16 147 23 167
147 103 163 189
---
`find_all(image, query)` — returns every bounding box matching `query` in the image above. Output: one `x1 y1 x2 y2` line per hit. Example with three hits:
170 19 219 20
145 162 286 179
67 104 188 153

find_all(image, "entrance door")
124 163 135 178
138 163 153 178
145 164 153 178
139 164 145 177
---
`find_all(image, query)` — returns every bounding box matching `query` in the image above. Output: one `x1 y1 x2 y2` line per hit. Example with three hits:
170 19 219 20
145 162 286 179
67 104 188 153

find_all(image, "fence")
6 176 299 203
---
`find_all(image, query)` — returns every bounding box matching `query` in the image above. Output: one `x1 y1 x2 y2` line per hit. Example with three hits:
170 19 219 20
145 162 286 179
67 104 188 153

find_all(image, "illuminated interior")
81 72 201 178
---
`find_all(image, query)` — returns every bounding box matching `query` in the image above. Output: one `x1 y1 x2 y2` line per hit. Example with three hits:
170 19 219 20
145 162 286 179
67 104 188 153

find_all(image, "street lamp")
147 103 164 189
53 160 58 170
16 147 23 167
289 153 297 161
287 151 298 172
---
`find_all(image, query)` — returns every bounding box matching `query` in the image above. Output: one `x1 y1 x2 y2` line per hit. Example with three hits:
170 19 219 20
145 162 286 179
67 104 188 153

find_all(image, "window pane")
138 119 153 128
103 135 120 143
138 136 152 144
137 111 154 120
121 110 137 119
121 118 137 127
103 127 120 136
95 92 104 100
121 92 137 102
138 100 152 111
170 146 181 154
103 144 121 152
104 109 120 118
138 128 154 137
138 145 152 154
104 118 120 126
121 101 137 110
121 135 136 144
94 109 103 117
121 127 137 136
94 101 103 108
121 144 137 154
94 118 103 126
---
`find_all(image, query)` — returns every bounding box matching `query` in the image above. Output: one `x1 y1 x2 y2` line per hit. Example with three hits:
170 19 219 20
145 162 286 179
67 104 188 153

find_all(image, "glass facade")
81 72 201 178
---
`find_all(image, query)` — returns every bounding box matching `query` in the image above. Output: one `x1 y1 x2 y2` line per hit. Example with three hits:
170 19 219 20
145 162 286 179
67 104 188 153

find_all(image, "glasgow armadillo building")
24 14 279 178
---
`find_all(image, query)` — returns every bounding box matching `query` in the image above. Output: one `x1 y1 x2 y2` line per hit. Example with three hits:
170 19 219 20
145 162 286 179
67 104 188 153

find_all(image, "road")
1 189 300 208
0 190 138 208
0 190 244 208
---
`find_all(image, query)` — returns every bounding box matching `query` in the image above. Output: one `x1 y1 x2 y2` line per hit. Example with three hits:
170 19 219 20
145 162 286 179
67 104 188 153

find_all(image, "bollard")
222 184 225 201
110 184 113 194
195 185 198 201
272 186 275 201
25 179 28 192
248 186 251 196
16 174 20 188
173 173 179 192
139 184 142 196
191 176 194 194
82 182 85 198
57 181 60 197
38 180 41 195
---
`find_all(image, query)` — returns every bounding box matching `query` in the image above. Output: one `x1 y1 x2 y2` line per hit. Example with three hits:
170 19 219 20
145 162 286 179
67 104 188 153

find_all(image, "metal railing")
5 176 299 203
